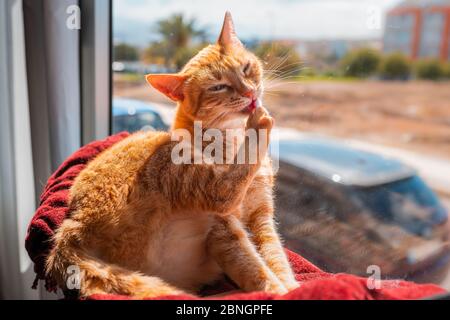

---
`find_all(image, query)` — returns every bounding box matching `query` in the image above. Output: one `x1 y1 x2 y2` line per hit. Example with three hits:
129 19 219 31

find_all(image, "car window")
349 176 446 235
112 110 167 134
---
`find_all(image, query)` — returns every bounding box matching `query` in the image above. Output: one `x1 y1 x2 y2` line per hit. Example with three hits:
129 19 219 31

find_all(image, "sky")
113 0 403 46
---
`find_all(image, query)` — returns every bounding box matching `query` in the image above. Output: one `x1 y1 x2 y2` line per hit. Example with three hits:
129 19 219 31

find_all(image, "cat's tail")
45 219 184 299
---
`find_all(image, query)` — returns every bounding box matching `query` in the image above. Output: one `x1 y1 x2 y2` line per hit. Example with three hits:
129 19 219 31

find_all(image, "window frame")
80 0 112 144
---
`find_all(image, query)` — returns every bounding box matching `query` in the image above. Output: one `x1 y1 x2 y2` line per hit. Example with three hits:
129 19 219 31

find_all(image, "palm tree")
144 14 207 70
156 14 206 48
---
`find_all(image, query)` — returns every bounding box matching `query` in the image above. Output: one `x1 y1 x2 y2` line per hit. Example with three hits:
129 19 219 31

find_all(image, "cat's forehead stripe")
185 45 246 73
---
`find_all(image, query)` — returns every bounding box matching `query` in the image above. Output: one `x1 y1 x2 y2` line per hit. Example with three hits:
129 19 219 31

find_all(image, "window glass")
113 0 450 289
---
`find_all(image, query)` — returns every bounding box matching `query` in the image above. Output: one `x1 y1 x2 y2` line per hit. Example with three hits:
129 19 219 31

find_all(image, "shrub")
322 70 337 78
114 43 139 62
415 59 444 80
301 67 316 77
379 53 411 80
341 48 381 78
443 63 450 80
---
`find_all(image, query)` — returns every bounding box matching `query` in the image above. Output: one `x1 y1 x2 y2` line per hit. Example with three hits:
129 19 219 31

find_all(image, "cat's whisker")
265 65 305 80
264 53 290 71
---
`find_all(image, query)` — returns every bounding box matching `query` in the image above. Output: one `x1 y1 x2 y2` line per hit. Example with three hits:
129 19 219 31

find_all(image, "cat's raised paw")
246 106 274 132
257 115 274 132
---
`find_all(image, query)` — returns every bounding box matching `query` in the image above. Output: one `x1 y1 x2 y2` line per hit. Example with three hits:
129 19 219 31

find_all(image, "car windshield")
276 138 415 186
349 176 446 235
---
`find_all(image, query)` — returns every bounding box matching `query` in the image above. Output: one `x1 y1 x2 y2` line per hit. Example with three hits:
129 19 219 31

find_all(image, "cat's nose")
242 90 255 99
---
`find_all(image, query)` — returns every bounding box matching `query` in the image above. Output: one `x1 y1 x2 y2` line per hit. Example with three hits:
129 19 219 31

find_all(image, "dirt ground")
265 81 450 161
114 78 450 161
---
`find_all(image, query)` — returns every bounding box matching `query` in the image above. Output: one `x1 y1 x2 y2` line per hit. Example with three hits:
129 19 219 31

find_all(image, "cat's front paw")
284 281 300 292
246 106 274 132
262 276 289 295
246 107 274 159
278 274 301 292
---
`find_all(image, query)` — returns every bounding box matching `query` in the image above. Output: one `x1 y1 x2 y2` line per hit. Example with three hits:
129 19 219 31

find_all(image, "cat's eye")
209 84 229 92
243 62 251 75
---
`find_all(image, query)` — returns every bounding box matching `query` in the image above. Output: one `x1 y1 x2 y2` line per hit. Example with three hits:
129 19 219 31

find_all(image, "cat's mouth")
240 99 259 114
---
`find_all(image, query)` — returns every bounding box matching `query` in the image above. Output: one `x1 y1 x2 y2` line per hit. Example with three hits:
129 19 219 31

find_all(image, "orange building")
383 0 450 61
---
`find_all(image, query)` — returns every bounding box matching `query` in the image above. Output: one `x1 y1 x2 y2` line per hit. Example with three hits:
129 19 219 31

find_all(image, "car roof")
272 130 416 187
112 98 161 117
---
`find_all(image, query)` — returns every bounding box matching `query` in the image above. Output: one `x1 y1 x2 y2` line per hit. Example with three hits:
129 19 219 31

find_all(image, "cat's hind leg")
46 219 185 299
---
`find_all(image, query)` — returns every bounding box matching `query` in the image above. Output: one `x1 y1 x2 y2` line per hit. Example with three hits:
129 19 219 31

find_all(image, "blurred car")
112 98 169 133
272 133 450 283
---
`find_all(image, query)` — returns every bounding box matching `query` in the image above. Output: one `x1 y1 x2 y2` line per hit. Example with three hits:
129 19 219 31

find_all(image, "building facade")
383 0 450 61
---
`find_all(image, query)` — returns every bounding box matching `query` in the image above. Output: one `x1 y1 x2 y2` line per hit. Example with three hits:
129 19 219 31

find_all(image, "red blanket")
25 132 446 300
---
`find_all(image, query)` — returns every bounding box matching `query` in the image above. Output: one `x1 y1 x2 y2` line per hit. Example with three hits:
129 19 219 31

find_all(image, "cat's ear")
145 74 187 102
217 11 243 51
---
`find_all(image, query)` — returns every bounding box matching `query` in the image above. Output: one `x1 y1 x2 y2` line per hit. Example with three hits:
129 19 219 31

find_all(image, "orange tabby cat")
45 12 298 298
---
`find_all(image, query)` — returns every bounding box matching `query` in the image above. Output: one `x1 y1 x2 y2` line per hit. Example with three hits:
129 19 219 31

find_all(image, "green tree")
254 42 302 78
379 52 411 80
172 46 204 70
416 59 444 80
341 48 381 78
113 43 139 61
144 14 207 70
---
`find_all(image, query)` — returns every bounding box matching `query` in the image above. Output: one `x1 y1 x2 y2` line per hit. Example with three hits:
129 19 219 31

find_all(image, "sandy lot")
115 78 450 161
264 81 450 161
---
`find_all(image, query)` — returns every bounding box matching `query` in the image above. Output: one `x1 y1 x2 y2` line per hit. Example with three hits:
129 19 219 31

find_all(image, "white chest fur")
145 213 222 291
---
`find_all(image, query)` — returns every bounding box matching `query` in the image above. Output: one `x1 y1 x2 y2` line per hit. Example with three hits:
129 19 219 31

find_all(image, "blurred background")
0 0 449 299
